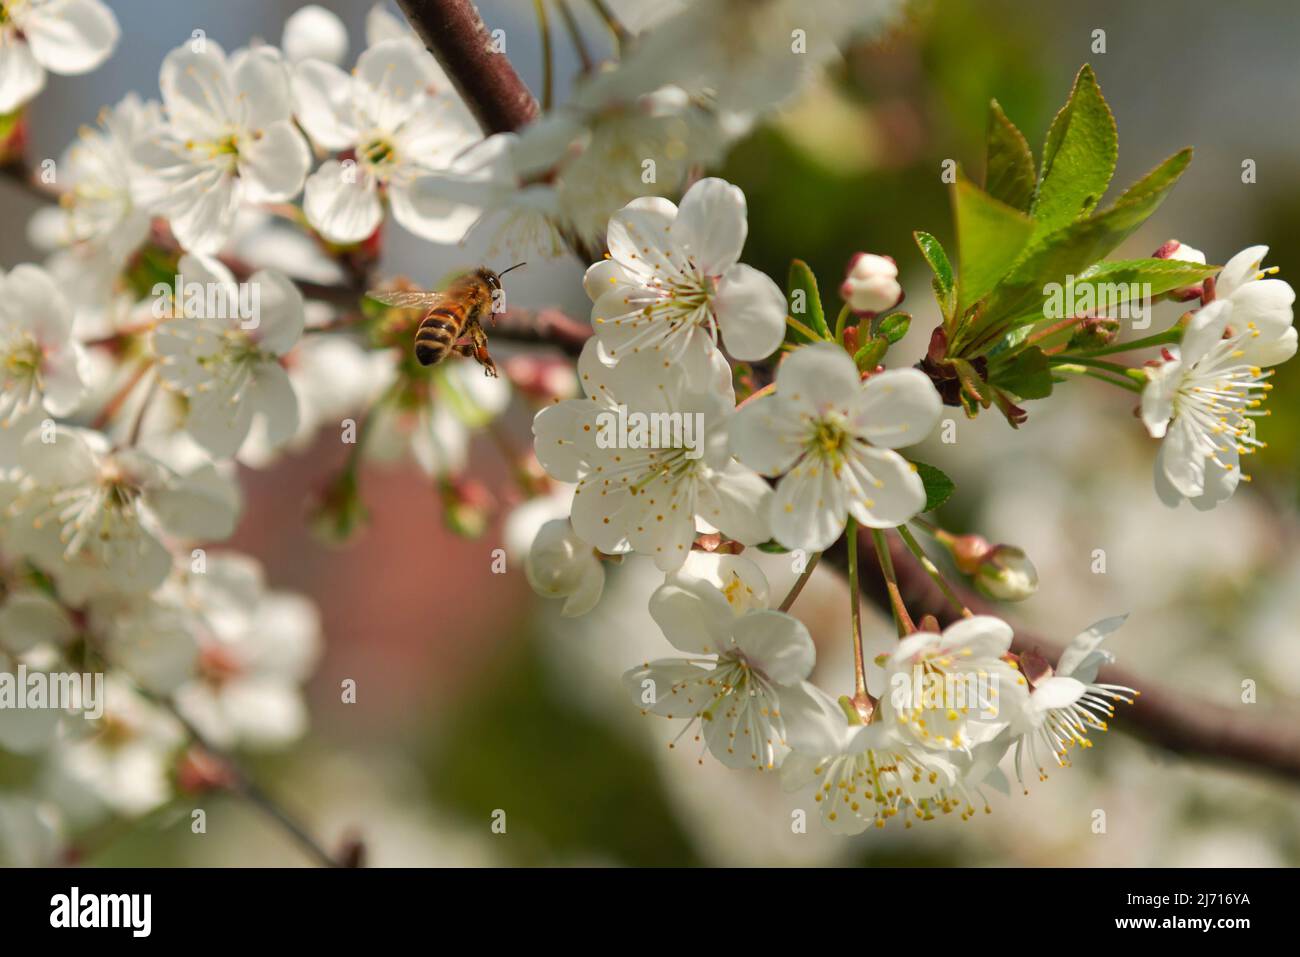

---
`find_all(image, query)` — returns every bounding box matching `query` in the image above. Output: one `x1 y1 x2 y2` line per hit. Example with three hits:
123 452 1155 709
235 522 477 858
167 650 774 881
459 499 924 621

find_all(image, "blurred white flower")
7 426 240 597
1010 615 1136 787
282 4 348 66
134 41 311 254
624 552 819 769
0 263 89 424
585 178 786 385
0 795 63 866
153 254 305 458
48 677 182 819
1142 249 1296 510
730 343 941 551
533 339 771 570
294 39 480 244
0 0 120 112
173 559 322 750
40 94 161 304
525 517 606 617
0 591 77 753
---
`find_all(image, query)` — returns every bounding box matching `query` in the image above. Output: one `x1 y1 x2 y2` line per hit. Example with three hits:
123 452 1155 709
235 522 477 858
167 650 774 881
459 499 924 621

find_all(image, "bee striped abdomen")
414 307 465 366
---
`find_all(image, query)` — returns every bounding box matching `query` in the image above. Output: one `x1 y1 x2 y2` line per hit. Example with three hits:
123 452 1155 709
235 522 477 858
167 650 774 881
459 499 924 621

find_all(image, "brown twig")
826 526 1300 784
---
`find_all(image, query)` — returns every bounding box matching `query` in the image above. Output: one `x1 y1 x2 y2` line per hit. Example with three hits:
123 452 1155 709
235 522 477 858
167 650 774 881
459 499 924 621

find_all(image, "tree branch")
395 0 540 134
824 528 1300 784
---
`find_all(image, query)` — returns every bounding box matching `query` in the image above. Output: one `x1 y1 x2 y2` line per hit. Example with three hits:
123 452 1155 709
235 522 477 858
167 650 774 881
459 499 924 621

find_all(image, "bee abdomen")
414 308 463 366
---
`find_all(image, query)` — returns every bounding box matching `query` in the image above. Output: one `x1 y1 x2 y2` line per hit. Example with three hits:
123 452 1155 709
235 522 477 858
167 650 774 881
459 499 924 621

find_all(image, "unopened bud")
525 518 606 616
841 253 903 316
1153 239 1207 301
973 545 1039 601
309 468 369 545
176 746 238 794
943 532 992 575
440 476 495 538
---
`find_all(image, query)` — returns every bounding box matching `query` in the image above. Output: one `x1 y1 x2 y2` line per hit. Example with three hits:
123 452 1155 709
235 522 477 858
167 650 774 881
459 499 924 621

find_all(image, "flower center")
360 136 397 171
807 416 849 462
1176 322 1274 463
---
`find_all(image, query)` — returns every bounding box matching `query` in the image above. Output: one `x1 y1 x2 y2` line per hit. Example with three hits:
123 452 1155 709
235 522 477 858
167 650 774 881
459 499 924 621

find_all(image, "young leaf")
984 99 1036 212
1031 64 1118 242
853 335 889 371
1069 257 1220 303
958 149 1193 352
878 312 912 344
989 345 1053 399
914 231 956 321
911 461 956 512
953 173 1035 317
787 259 830 341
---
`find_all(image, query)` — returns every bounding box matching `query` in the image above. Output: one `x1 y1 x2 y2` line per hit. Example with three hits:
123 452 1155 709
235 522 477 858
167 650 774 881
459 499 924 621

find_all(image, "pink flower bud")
840 253 903 316
1153 239 1207 301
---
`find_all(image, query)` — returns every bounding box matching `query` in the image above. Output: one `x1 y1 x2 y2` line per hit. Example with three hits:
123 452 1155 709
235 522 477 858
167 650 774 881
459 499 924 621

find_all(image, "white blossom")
0 0 119 113
282 4 348 66
730 342 942 551
525 517 606 617
0 263 88 424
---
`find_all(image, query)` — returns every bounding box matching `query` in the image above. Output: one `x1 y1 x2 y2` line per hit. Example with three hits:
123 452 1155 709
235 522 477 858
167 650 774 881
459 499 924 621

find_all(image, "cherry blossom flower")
623 552 819 769
584 178 786 386
152 254 305 459
525 517 606 617
780 682 977 833
0 0 120 113
0 263 88 424
1141 249 1296 509
533 339 771 571
730 343 942 551
7 426 241 598
133 41 311 254
1010 615 1137 786
293 38 481 244
879 615 1028 754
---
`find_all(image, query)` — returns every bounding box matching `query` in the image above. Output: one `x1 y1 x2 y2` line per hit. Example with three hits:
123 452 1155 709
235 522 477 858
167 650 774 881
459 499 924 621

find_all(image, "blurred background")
3 0 1300 866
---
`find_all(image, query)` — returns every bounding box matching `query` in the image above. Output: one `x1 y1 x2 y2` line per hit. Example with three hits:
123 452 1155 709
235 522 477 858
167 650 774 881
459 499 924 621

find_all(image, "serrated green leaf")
989 345 1053 399
853 335 888 370
984 99 1036 212
956 149 1193 354
786 259 829 342
1069 258 1220 302
912 461 956 512
914 231 956 322
878 312 911 344
1031 64 1117 241
953 173 1035 317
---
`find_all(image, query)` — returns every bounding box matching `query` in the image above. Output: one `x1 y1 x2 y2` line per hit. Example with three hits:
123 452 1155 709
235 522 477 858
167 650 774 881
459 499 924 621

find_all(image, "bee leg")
464 325 499 378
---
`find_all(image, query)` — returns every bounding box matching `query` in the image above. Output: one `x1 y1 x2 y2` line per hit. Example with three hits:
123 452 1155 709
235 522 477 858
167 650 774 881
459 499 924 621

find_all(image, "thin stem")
556 0 595 72
833 303 853 343
1072 326 1181 358
785 314 823 342
846 519 867 698
91 360 154 432
1051 363 1144 394
1049 354 1137 377
777 551 821 612
1025 315 1082 346
870 527 915 637
532 0 555 111
586 0 629 52
897 524 970 617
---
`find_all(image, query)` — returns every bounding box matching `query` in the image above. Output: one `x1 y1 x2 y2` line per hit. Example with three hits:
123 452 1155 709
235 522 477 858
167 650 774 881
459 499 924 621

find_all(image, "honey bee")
366 263 525 377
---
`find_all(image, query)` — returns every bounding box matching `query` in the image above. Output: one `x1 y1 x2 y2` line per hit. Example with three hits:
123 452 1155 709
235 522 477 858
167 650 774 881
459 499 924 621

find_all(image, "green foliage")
878 311 912 344
1030 65 1117 242
953 172 1035 317
984 99 1036 212
914 231 956 322
1067 257 1220 303
988 345 1053 399
913 461 957 511
786 259 830 341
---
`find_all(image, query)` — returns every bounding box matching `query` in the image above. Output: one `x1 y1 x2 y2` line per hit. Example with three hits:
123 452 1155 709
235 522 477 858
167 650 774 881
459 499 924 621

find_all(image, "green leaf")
914 231 956 322
853 335 889 370
989 345 1053 399
787 259 829 341
958 149 1193 353
756 540 790 554
878 312 911 344
953 173 1035 317
984 99 1036 212
1068 257 1220 303
950 356 992 408
1031 64 1118 241
912 461 956 512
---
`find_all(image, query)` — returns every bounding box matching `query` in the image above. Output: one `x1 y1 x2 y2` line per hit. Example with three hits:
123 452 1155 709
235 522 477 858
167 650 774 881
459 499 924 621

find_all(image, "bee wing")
365 290 447 309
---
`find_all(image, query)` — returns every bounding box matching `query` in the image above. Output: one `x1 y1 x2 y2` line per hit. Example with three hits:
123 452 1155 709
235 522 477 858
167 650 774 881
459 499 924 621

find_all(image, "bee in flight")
366 263 525 377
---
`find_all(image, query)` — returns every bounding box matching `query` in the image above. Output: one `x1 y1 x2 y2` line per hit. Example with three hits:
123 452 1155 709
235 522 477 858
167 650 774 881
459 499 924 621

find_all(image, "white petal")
849 368 942 450
0 35 46 113
940 615 1014 658
238 121 310 203
1180 299 1233 365
843 447 926 528
649 579 736 655
713 263 786 361
775 342 859 417
671 177 747 276
728 395 806 476
303 161 382 244
732 609 815 684
249 362 301 449
159 42 236 138
1139 359 1181 438
282 4 349 66
1215 245 1269 300
291 58 358 149
770 460 847 552
21 0 119 75
248 269 305 356
531 400 588 483
697 461 773 545
388 176 482 244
